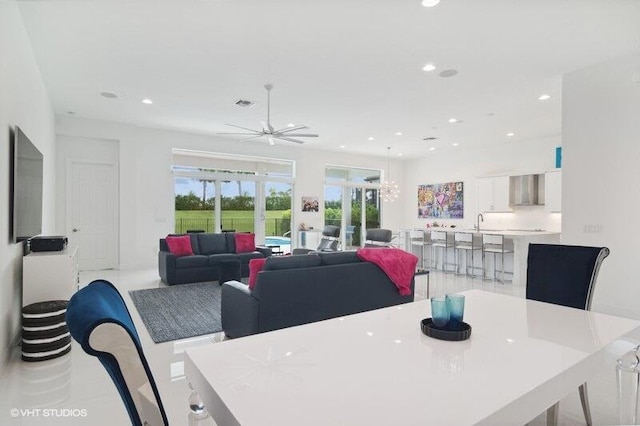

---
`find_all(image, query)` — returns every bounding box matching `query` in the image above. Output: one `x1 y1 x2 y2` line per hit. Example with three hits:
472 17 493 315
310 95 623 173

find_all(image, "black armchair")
526 243 610 426
292 225 341 255
364 228 393 247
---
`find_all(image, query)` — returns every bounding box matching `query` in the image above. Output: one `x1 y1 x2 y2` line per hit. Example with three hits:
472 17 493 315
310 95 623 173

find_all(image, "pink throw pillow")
248 258 267 289
166 235 193 257
235 233 256 253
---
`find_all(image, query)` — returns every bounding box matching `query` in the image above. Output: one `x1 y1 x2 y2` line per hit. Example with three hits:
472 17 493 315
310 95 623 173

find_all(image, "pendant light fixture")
380 147 400 202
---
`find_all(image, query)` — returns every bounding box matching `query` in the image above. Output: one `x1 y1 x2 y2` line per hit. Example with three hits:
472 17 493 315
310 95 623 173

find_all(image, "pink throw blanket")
356 248 418 296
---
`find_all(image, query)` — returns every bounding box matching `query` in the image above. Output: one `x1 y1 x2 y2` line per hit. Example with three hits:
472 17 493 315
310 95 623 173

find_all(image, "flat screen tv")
10 126 43 243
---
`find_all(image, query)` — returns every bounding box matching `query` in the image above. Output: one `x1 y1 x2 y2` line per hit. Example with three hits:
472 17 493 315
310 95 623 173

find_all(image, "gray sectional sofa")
221 251 415 338
158 233 272 285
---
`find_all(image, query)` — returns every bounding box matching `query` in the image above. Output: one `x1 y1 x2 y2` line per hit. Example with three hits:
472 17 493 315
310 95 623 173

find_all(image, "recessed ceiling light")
452 142 459 146
142 98 153 105
448 118 458 123
397 153 403 157
422 63 436 72
538 94 551 101
439 69 458 78
340 145 346 149
288 123 295 127
368 137 375 141
429 147 436 151
100 92 117 99
507 132 515 137
421 0 440 7
395 131 403 136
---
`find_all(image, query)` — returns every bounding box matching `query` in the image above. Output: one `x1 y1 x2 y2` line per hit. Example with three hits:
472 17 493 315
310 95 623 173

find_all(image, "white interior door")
67 160 118 270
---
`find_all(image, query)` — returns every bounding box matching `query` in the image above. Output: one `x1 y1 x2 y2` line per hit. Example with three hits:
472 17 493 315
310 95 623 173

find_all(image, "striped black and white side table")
22 300 71 362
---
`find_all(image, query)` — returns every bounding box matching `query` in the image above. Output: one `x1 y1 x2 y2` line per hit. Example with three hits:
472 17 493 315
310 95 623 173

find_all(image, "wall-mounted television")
10 126 43 243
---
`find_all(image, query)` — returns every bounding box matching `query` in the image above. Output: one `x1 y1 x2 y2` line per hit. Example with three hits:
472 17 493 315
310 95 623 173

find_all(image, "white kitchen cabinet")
477 176 512 212
545 170 562 212
23 245 79 306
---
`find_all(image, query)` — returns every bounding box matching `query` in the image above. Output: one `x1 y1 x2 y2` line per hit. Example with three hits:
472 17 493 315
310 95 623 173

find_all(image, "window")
172 149 294 247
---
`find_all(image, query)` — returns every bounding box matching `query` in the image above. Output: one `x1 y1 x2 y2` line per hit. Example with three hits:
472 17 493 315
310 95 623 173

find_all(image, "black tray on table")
420 318 472 341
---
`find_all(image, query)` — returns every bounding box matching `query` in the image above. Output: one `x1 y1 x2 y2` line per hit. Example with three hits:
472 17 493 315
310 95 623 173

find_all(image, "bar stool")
481 234 513 282
431 230 452 272
454 232 478 276
410 229 431 269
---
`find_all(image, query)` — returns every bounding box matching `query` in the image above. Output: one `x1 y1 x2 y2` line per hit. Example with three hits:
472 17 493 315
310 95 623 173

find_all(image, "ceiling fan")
217 84 319 145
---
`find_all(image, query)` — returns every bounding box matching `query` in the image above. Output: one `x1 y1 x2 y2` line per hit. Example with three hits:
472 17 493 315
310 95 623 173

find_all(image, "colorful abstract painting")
417 182 464 219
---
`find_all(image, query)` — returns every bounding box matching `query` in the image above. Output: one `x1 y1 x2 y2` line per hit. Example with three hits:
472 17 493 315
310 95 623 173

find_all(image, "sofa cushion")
197 233 228 255
264 253 322 271
166 235 194 257
318 251 361 265
248 258 267 290
225 233 236 253
235 233 256 253
206 253 237 266
175 255 209 269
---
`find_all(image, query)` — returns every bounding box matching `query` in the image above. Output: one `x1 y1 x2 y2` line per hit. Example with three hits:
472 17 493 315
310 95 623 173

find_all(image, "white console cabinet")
23 245 79 306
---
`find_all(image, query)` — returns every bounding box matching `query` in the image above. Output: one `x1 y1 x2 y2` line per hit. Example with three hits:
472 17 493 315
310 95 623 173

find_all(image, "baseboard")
0 330 22 376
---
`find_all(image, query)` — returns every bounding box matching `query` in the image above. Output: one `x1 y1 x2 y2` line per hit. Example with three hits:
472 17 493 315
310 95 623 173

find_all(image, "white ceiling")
17 0 640 159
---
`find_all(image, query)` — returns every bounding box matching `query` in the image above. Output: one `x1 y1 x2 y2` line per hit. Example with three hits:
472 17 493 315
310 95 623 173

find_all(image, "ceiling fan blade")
217 132 262 135
278 133 319 137
277 136 306 144
224 123 262 133
275 125 308 134
238 135 265 143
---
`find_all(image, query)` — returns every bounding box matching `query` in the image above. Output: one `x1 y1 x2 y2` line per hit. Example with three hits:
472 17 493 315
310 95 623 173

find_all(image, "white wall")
0 3 55 369
562 53 640 319
55 116 405 268
402 136 562 231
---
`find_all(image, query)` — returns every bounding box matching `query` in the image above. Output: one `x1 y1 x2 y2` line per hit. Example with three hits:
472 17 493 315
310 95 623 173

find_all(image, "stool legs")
455 249 475 277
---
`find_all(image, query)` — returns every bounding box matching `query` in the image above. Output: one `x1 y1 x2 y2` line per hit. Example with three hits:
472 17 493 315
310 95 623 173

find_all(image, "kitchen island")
399 229 560 285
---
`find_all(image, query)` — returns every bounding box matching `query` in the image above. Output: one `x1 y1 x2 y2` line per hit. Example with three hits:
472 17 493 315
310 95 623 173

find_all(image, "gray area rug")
129 282 222 343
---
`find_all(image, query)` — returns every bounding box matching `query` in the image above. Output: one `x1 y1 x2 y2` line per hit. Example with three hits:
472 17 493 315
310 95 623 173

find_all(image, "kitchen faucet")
476 213 484 231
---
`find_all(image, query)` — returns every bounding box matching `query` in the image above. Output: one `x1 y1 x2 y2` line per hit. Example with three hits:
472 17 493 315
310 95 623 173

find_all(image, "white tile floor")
0 268 638 425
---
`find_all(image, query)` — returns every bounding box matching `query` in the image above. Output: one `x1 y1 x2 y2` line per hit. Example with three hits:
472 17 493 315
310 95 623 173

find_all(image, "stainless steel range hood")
509 174 545 206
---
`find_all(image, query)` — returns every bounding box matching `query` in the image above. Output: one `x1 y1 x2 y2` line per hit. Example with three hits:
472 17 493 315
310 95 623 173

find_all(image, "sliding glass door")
324 166 382 249
174 175 292 245
174 176 216 233
219 180 256 233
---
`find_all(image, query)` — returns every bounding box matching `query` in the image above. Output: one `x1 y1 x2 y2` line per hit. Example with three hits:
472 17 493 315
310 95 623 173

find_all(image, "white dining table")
185 290 640 426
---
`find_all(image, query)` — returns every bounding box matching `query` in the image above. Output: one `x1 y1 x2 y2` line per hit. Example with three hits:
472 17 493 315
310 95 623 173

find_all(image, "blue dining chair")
66 280 169 426
526 243 610 426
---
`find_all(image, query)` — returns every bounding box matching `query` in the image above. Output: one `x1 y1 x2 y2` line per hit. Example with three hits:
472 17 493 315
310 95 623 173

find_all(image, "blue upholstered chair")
66 280 169 426
526 244 610 426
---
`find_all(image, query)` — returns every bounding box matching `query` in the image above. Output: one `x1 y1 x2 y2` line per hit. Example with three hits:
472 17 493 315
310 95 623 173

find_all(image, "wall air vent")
234 99 255 108
423 136 438 141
